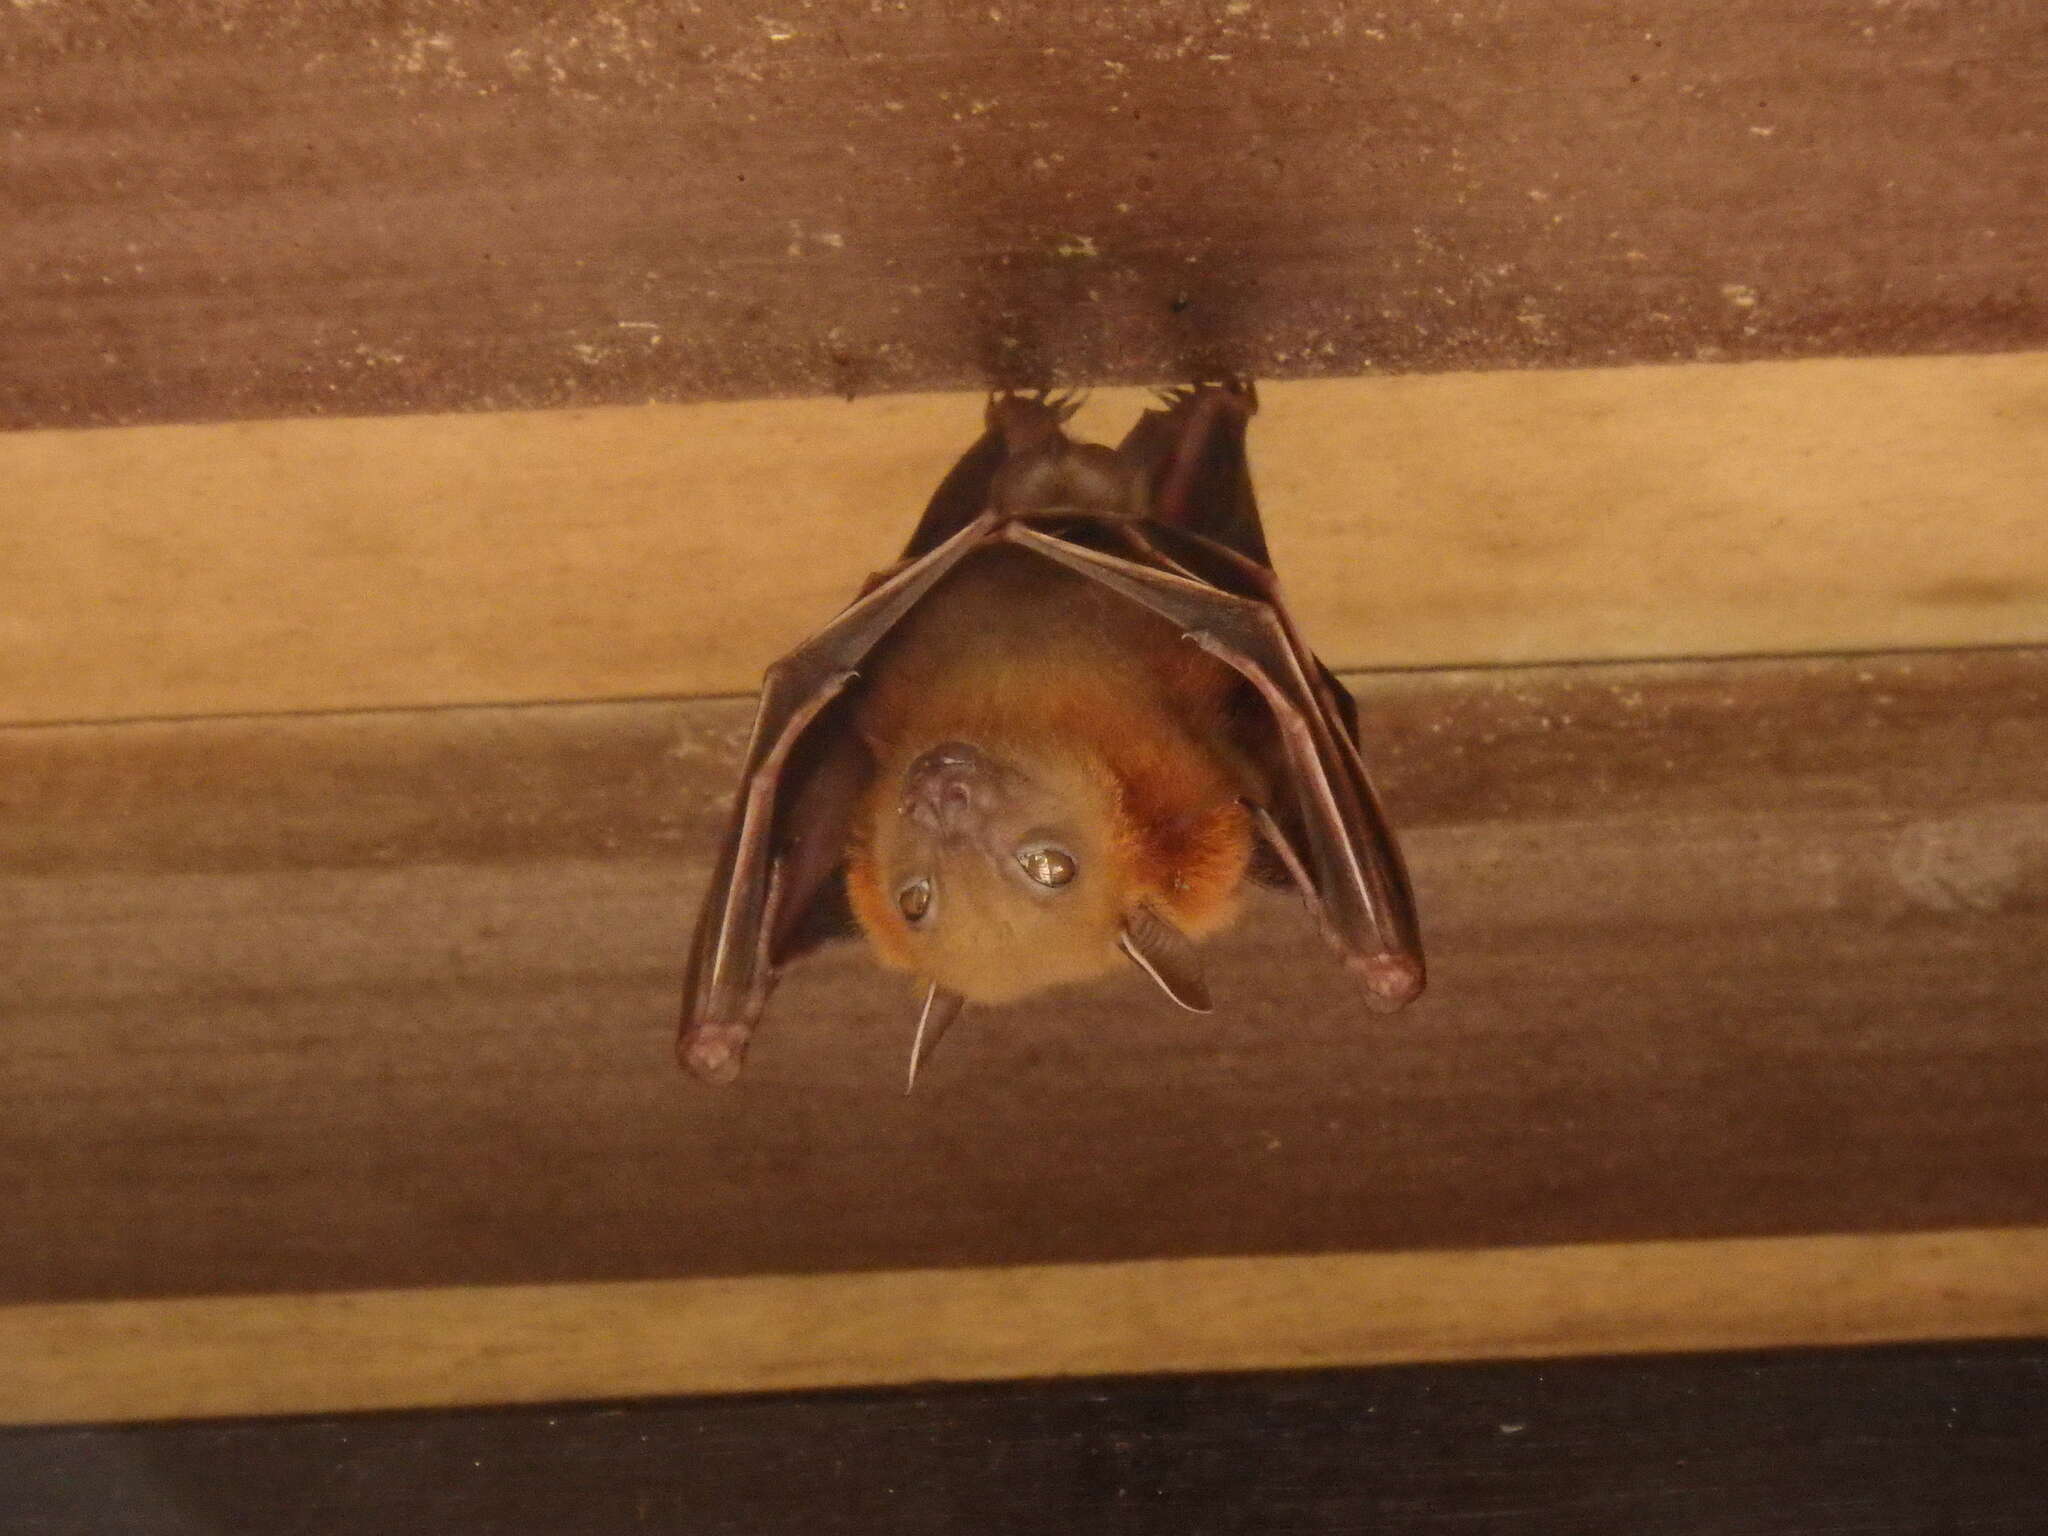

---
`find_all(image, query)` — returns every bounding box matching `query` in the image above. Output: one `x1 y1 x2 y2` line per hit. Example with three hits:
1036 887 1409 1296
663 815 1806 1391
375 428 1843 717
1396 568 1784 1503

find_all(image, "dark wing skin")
1106 383 1423 1005
893 413 1007 562
681 394 1076 1081
679 386 1423 1083
1116 382 1271 566
677 510 997 1082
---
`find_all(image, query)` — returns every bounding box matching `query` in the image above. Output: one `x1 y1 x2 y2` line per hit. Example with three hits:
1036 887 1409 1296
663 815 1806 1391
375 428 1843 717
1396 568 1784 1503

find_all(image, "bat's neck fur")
847 547 1257 1001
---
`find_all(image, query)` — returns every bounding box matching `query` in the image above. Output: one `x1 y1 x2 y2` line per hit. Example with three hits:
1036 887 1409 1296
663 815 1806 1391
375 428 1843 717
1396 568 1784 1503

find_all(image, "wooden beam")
6 353 2047 725
6 1228 2046 1425
6 1 2045 428
8 651 2045 1310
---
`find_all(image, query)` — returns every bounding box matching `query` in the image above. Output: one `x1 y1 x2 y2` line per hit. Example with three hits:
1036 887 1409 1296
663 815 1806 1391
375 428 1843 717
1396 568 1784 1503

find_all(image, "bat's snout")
901 740 1003 839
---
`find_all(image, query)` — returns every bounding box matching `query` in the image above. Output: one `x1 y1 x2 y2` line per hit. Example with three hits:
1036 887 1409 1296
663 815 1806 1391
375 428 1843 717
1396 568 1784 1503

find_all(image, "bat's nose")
902 741 996 837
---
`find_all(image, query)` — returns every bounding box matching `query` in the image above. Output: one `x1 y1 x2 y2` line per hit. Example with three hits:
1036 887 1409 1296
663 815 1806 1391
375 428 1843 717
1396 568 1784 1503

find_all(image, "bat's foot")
678 1020 752 1084
991 387 1089 454
987 388 1083 452
1154 379 1258 417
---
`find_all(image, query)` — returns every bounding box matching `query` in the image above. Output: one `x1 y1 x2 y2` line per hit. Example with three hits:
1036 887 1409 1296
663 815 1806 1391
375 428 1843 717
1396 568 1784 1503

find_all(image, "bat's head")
846 734 1251 1009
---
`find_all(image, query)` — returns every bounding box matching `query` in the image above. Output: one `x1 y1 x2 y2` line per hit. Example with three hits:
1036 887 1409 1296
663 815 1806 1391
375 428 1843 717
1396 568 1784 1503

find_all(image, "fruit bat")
679 382 1424 1087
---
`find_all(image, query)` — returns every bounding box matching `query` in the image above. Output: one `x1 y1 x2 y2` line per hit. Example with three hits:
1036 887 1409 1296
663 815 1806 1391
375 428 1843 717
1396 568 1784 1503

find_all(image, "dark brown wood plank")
4 1 2044 429
4 1345 2046 1534
3 649 2044 1306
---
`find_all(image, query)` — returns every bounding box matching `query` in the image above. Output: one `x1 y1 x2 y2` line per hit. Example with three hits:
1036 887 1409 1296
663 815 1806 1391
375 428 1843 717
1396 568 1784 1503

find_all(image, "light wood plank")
5 1228 2046 1425
5 352 2047 725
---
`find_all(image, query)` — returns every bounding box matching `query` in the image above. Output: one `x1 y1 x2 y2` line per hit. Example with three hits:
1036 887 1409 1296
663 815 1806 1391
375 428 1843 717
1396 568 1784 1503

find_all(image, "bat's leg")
1152 382 1255 530
988 395 1142 517
1114 382 1271 568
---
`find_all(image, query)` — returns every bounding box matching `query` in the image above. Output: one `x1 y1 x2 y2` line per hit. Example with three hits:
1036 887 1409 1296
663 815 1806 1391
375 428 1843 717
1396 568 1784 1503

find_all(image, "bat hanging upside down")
680 383 1424 1087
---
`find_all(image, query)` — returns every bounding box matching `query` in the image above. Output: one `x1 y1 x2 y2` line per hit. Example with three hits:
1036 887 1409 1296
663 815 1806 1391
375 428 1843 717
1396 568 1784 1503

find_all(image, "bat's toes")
987 387 1083 422
1040 386 1085 420
1197 378 1259 411
988 389 1080 449
1154 379 1258 416
984 388 1031 426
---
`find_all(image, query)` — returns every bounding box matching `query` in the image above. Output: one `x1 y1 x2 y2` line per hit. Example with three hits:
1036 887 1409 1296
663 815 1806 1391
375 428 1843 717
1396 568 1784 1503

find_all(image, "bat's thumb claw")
679 1020 752 1084
1352 952 1426 1012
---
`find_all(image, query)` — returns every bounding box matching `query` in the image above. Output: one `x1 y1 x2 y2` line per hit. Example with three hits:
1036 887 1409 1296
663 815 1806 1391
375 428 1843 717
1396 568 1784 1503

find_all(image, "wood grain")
4 0 2045 429
6 354 2047 725
5 1228 2047 1425
5 650 2045 1311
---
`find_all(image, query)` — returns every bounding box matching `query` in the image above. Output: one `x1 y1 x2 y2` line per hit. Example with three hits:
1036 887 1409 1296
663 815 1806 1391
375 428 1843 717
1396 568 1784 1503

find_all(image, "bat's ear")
905 983 966 1094
1119 904 1213 1013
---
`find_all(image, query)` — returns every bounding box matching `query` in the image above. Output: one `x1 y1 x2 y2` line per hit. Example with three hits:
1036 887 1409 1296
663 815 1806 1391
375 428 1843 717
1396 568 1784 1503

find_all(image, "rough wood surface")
7 357 2047 725
7 1230 2046 1424
5 1346 2046 1534
5 1 2045 429
6 649 2044 1308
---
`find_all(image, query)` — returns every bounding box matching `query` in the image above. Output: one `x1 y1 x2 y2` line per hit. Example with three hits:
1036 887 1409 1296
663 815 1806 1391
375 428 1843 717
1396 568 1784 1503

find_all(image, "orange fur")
1098 728 1252 937
843 548 1257 1001
843 828 913 971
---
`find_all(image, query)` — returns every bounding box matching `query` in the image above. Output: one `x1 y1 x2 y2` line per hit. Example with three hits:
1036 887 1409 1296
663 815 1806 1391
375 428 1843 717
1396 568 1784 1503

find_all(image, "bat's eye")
897 878 933 923
1017 845 1078 888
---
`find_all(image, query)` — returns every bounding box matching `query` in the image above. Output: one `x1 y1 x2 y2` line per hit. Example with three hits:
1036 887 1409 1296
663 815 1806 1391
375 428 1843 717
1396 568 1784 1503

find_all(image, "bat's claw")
1155 379 1258 416
1350 950 1425 1012
988 386 1083 415
679 1020 752 1084
987 388 1083 450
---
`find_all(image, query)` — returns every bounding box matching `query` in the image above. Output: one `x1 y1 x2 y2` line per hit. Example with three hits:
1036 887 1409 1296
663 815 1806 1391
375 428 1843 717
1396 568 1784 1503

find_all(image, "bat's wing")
1119 383 1361 769
1074 381 1425 1006
683 392 1099 1084
680 512 1000 1082
1116 381 1271 567
894 422 1005 562
1003 518 1423 1009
